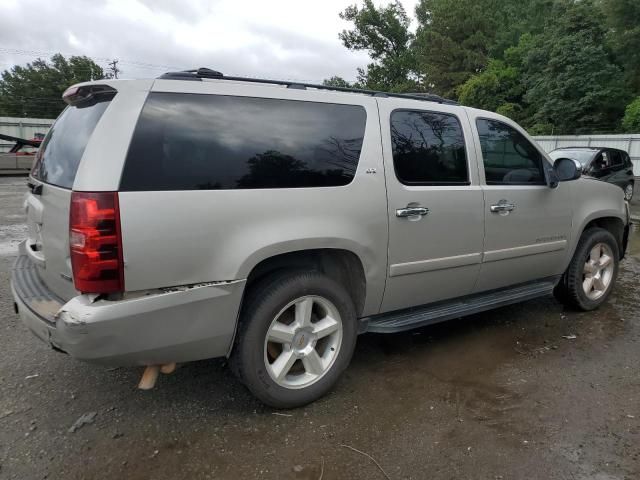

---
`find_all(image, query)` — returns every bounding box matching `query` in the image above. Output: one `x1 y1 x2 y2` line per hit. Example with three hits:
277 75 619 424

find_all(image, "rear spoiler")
62 84 117 107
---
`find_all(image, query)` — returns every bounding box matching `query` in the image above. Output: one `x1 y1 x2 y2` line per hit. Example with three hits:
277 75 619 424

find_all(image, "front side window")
592 151 610 171
390 110 468 185
120 93 367 191
476 119 546 185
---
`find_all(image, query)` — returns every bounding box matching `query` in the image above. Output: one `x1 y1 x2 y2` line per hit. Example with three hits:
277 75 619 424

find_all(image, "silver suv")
11 69 630 408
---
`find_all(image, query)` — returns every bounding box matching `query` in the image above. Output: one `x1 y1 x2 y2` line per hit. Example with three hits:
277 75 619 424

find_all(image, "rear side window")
609 150 623 167
120 93 367 191
390 110 468 185
31 98 112 188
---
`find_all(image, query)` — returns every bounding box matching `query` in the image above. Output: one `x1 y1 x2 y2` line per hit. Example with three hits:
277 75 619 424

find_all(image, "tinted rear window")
120 93 367 191
390 110 468 185
31 98 111 188
609 150 624 166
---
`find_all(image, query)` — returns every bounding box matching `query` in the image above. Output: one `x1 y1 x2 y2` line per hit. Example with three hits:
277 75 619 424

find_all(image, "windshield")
31 97 112 189
549 149 595 166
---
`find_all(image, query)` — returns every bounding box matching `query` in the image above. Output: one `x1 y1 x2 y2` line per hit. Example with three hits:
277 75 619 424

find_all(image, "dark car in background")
549 147 635 201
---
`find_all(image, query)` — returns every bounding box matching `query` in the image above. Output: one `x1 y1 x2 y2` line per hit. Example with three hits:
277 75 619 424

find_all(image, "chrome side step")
363 278 558 334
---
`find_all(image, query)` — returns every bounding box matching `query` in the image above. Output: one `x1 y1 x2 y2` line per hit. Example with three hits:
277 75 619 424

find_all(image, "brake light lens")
69 192 124 293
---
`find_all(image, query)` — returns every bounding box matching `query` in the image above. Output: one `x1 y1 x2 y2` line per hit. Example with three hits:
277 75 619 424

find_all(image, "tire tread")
229 270 357 408
559 227 619 311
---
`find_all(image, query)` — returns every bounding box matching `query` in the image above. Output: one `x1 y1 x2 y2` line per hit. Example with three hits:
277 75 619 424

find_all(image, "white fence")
533 134 640 175
0 116 54 153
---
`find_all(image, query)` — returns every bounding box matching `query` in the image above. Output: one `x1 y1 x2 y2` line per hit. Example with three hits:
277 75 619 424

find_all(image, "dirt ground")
1 176 639 480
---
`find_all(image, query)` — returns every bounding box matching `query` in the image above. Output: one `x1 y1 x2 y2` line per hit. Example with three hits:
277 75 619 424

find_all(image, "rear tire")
230 271 357 409
555 228 619 311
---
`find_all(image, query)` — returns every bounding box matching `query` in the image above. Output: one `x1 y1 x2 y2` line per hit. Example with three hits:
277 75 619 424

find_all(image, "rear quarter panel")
118 81 389 316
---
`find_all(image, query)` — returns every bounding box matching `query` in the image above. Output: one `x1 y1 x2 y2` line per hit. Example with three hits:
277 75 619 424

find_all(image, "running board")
363 278 558 334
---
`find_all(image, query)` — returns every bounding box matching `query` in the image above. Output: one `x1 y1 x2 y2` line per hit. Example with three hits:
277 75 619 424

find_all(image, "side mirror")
553 157 582 182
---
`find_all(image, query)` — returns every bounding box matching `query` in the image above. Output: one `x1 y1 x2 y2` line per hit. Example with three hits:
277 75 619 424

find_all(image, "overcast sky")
0 0 418 83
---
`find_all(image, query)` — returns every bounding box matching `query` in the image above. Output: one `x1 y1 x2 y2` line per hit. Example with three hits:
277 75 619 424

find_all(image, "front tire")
230 271 357 408
555 228 619 311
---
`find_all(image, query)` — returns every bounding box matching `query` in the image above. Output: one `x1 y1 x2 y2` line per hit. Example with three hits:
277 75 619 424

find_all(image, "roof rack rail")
158 68 458 105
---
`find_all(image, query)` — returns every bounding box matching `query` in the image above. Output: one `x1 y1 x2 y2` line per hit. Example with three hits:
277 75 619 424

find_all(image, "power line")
0 47 189 71
0 47 354 84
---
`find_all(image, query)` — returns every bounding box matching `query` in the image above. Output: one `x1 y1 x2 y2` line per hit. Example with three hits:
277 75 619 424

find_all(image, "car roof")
68 69 524 130
155 68 460 106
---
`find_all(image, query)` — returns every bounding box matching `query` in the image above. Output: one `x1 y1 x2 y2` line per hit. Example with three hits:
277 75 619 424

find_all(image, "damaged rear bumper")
11 253 245 366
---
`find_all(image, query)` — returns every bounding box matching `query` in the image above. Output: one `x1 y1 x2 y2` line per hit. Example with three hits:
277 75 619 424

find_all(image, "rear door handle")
490 201 516 213
396 206 429 217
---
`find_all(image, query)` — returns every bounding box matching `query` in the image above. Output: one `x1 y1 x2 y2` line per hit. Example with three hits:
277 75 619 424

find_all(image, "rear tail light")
69 192 124 293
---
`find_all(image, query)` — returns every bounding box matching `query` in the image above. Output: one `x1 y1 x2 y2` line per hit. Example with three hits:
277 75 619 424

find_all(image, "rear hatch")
25 90 114 301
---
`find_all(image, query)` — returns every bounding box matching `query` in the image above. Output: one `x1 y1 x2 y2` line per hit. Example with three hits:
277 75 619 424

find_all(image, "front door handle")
396 206 429 218
490 200 516 213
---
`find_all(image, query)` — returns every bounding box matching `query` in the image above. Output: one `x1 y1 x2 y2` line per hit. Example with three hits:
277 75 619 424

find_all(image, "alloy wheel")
263 296 343 389
624 184 633 201
582 243 615 300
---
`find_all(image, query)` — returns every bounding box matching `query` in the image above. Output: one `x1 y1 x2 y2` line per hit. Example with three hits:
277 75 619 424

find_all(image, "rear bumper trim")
11 254 246 366
12 252 65 323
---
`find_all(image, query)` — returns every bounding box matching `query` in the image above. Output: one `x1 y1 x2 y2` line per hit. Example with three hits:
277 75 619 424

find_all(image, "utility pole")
107 59 120 79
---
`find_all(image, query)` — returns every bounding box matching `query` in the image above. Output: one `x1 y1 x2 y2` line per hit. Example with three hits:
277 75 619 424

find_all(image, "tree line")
0 54 107 119
2 0 639 134
325 0 640 135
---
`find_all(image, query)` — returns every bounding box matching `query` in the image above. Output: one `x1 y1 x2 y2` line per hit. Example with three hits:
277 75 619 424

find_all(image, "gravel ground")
1 176 639 480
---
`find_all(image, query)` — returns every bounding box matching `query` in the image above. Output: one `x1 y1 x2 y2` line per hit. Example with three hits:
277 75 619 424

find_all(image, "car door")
469 114 573 292
378 99 484 313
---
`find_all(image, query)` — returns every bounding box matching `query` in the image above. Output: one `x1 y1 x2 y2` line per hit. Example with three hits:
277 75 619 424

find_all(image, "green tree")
0 54 104 118
338 0 419 91
457 33 535 123
457 59 523 114
521 0 628 134
413 0 495 98
322 76 354 88
622 97 640 132
333 0 635 133
488 0 554 60
604 0 640 94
